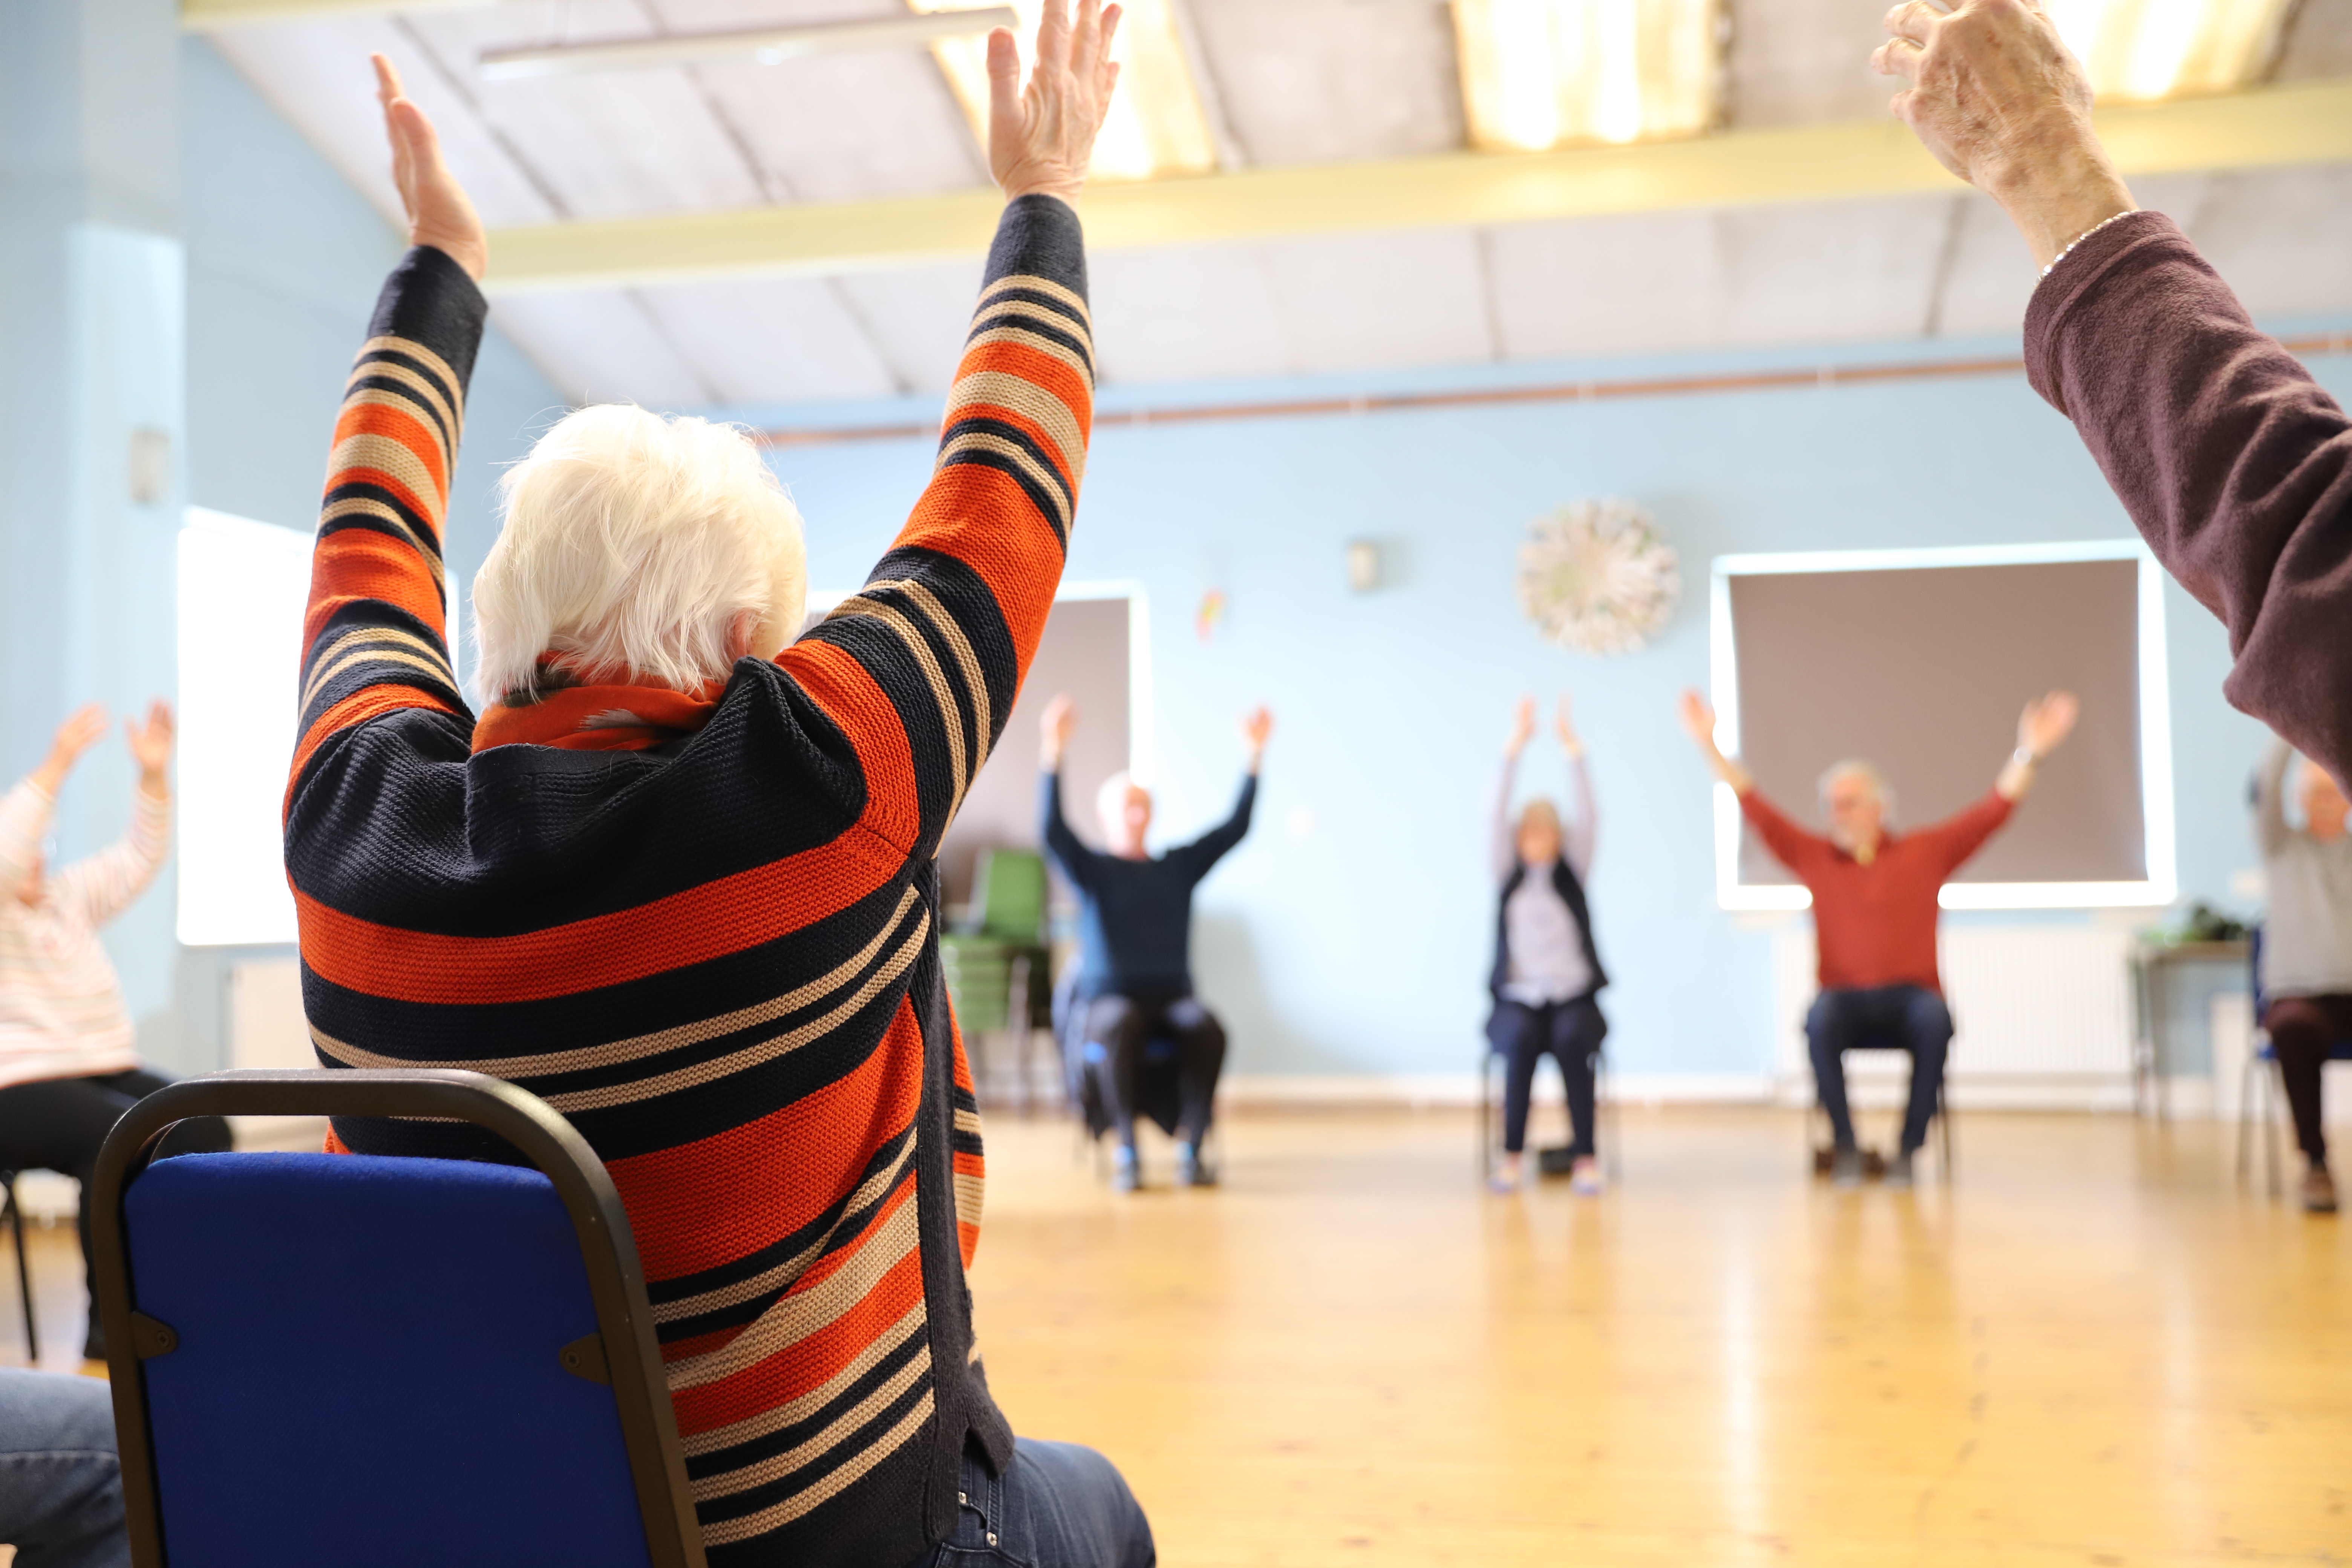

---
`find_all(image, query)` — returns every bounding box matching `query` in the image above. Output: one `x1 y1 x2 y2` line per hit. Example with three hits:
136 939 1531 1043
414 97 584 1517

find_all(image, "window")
176 508 314 946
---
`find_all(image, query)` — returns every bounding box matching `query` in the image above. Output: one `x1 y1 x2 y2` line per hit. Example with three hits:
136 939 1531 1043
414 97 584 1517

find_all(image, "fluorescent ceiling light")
2043 0 2294 101
908 0 1218 182
478 8 1017 82
1453 0 1720 153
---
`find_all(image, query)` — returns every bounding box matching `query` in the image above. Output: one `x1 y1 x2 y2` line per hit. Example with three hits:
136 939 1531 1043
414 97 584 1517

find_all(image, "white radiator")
1771 925 2135 1109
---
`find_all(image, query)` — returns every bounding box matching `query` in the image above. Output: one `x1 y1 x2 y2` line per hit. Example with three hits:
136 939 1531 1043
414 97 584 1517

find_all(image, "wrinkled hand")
2017 689 2080 760
126 700 175 785
1873 1 2133 266
375 54 487 281
1505 696 1536 757
1554 693 1580 754
1241 705 1274 756
988 0 1123 206
1677 690 1718 750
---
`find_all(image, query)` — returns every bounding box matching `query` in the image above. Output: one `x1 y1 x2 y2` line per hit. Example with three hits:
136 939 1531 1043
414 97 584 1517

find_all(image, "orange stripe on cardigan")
773 639 924 854
894 465 1069 673
949 340 1093 463
669 1217 928 1432
608 1001 926 1281
303 540 448 645
331 401 451 508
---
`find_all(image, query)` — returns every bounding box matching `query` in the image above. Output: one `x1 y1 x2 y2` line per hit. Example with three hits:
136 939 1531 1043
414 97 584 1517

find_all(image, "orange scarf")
471 666 724 753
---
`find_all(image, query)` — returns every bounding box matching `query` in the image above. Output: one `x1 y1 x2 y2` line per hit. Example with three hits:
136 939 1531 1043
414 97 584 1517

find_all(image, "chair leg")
1477 1051 1493 1182
1936 1080 1954 1185
4 1178 35 1365
2235 1050 2256 1187
2265 1058 2286 1199
1599 1049 1622 1185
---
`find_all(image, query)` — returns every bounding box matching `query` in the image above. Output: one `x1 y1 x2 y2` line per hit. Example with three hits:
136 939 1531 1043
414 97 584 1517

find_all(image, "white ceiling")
212 0 2352 412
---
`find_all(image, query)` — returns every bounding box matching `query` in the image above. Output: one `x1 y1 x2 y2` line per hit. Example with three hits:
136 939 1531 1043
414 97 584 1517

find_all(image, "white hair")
1098 771 1145 837
1818 759 1894 821
470 404 806 706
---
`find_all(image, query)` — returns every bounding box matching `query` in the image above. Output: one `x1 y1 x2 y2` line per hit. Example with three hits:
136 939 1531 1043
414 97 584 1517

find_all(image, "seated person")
286 23 1152 1568
1678 688 2079 1187
0 1367 128 1568
1038 693 1268 1191
0 701 228 1364
2252 739 2352 1214
1487 694 1608 1197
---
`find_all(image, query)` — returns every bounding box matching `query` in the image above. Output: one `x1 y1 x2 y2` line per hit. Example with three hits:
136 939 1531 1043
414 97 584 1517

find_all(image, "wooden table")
2128 938 2251 1119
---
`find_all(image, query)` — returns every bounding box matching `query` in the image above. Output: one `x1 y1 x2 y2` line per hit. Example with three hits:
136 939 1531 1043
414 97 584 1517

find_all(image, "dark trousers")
1085 994 1225 1149
1806 985 1951 1156
910 1436 1154 1568
2263 992 2352 1165
1491 996 1605 1158
0 1068 231 1356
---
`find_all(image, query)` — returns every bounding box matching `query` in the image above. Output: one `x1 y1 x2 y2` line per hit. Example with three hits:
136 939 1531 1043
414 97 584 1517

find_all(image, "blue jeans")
916 1438 1154 1567
1806 985 1952 1156
0 1370 128 1568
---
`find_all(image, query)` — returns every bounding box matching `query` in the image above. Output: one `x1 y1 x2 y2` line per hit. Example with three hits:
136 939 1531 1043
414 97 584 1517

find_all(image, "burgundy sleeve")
1738 788 1826 874
2025 212 2352 784
1915 790 2015 877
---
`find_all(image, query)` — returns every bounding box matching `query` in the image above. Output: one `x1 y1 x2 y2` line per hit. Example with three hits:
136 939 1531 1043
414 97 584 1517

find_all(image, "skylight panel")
1453 0 1721 153
909 0 1219 182
2043 0 2294 101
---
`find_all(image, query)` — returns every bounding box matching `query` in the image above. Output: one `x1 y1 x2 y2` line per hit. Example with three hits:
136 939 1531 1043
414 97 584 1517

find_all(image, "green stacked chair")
940 849 1053 1110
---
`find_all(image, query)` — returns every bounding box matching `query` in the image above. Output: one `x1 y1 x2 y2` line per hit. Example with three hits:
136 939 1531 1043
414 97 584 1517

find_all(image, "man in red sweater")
1679 689 2080 1186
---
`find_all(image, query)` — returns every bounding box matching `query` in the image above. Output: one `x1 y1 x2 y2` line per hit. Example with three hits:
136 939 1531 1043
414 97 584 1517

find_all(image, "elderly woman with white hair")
1678 688 2079 1187
288 10 1147 1567
1036 693 1269 1192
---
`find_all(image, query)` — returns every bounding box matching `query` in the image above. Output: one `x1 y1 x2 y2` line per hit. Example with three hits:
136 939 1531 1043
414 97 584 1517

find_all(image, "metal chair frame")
1 1170 35 1363
2233 926 2352 1197
1476 1041 1621 1186
89 1068 707 1568
1804 1040 1955 1185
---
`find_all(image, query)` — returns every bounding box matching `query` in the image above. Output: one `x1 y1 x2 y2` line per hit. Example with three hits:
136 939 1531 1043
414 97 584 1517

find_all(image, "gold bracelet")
2041 209 2147 279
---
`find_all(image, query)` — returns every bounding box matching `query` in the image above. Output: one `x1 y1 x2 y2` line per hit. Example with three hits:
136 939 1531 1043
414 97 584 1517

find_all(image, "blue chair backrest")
125 1151 649 1568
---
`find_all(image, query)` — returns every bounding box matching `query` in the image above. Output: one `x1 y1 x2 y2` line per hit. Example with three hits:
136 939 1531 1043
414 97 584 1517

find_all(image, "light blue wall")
730 326 2349 1084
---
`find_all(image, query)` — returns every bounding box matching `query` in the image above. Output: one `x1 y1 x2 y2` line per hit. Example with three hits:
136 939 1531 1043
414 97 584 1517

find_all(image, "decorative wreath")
1515 498 1681 655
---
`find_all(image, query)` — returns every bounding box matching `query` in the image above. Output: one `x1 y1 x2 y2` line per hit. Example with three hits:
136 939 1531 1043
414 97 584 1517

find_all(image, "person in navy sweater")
1040 694 1269 1191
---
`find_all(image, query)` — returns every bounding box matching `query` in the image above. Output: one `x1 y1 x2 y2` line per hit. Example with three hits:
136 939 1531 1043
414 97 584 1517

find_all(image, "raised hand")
374 54 487 281
2017 689 2080 760
987 0 1124 206
1677 690 1718 750
1873 0 2134 267
1554 692 1581 755
126 700 176 787
1240 705 1274 758
1505 696 1536 758
1040 693 1078 766
32 705 108 796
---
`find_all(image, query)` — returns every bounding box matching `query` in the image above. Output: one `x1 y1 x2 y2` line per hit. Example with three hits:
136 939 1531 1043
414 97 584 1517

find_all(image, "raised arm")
51 703 173 929
787 1 1117 854
1879 2 2352 787
1170 707 1268 877
0 707 106 907
1036 693 1095 885
1557 694 1595 879
2254 738 2294 860
1994 690 2078 802
288 56 483 805
1677 689 1753 796
1492 698 1532 883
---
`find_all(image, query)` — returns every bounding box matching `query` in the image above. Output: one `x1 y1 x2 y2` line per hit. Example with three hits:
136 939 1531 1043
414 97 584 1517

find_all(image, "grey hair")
1818 759 1894 821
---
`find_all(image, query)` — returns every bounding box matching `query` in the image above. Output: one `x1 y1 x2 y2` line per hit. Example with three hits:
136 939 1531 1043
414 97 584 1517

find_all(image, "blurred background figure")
0 701 228 1363
1041 694 1268 1191
2252 739 2352 1214
1680 688 2078 1187
1486 694 1608 1196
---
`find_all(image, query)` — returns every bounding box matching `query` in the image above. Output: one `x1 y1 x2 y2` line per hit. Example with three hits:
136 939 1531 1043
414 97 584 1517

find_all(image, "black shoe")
1830 1147 1863 1188
1885 1151 1916 1190
1110 1144 1141 1193
1176 1142 1216 1188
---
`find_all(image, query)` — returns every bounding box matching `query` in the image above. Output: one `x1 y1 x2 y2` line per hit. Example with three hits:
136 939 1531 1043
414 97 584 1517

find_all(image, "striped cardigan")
0 779 167 1089
289 198 1092 1567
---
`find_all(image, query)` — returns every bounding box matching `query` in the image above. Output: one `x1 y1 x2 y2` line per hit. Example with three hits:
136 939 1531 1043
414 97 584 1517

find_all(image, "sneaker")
1885 1151 1916 1190
1176 1142 1216 1188
1110 1144 1141 1193
1830 1146 1864 1188
1487 1155 1523 1194
2301 1164 2338 1214
1568 1155 1605 1197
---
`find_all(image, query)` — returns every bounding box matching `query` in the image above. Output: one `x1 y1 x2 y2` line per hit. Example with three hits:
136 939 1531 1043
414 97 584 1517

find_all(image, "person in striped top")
297 11 1145 1566
0 700 232 1361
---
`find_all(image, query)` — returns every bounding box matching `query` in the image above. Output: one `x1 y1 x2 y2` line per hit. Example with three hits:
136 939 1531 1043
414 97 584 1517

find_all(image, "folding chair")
1807 1038 1954 1184
1476 1040 1620 1185
90 1069 706 1568
2237 926 2352 1196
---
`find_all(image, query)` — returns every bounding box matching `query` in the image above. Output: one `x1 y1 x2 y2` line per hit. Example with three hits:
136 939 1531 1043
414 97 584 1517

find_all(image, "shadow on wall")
1193 910 1380 1077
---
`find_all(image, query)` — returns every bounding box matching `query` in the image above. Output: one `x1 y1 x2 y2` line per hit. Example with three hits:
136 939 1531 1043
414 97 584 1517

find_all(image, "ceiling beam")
480 77 2352 293
182 0 484 26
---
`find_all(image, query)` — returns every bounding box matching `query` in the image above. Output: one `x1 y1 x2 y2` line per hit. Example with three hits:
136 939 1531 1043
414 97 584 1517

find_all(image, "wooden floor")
6 1107 2345 1564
